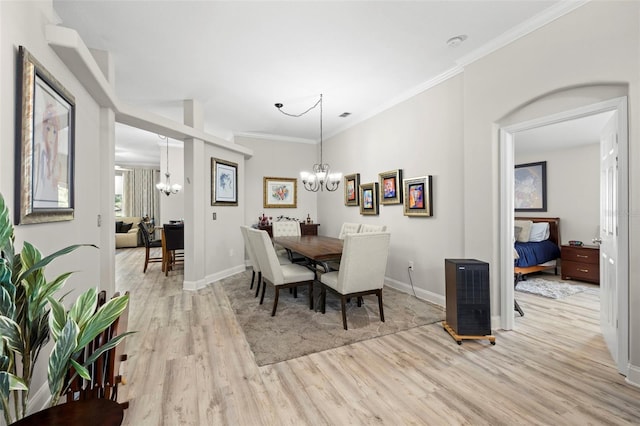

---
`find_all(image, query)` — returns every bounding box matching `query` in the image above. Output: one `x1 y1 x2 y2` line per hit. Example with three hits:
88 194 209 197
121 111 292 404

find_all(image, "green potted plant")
0 194 131 424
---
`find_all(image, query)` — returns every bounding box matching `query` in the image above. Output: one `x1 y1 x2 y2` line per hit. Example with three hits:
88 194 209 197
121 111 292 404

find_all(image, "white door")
598 109 628 374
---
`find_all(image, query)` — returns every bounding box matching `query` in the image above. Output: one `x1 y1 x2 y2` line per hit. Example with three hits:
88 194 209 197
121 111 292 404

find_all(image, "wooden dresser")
258 223 319 237
561 244 600 284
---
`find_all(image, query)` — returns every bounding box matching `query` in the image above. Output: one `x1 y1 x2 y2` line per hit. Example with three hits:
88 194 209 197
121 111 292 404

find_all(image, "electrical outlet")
408 261 414 270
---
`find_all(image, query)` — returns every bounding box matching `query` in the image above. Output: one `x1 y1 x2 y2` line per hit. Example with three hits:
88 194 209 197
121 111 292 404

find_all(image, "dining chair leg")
143 247 150 273
259 279 267 305
308 282 314 310
254 272 262 298
340 295 348 330
320 286 326 314
377 289 385 323
250 270 255 289
271 287 280 316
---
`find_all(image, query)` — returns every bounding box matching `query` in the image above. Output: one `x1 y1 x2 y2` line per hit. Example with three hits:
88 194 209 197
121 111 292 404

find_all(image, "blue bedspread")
514 240 560 267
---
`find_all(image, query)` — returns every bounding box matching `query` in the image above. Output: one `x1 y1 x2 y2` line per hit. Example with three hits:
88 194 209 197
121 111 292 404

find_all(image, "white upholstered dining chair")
319 232 391 330
271 221 306 263
241 225 291 297
247 227 315 316
338 222 362 239
359 224 387 233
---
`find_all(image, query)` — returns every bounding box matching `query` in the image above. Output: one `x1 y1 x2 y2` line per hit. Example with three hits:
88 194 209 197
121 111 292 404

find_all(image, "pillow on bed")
528 222 550 242
514 220 533 242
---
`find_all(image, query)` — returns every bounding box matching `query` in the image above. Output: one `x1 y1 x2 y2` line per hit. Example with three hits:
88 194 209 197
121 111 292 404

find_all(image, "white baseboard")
384 276 445 307
626 362 640 388
183 264 246 291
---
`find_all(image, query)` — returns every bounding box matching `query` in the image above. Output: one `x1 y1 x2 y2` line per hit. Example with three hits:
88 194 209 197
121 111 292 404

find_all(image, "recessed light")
446 34 468 48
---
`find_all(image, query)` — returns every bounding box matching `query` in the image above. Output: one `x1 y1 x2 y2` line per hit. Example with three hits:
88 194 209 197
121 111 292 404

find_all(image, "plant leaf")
69 358 90 381
0 286 14 319
47 319 79 397
48 297 67 342
82 332 134 367
17 244 97 284
69 287 97 329
0 316 24 353
0 194 13 251
76 294 129 349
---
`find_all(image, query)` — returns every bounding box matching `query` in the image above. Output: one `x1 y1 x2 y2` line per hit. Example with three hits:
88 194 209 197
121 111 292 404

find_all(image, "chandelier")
275 94 341 192
156 135 182 196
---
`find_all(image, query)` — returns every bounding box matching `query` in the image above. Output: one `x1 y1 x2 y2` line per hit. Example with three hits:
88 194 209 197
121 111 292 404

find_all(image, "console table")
561 244 600 284
259 223 319 237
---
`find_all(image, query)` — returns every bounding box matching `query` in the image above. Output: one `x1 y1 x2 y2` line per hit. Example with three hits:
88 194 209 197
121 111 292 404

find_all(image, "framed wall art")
403 176 433 217
514 161 547 212
344 173 360 206
378 169 402 205
211 157 238 206
359 182 379 215
16 46 76 224
263 177 297 208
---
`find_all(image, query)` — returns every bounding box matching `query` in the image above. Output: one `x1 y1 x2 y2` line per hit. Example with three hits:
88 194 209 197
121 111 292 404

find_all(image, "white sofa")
115 216 142 248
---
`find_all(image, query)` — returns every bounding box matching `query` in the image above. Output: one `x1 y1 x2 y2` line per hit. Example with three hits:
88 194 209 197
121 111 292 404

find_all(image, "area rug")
221 272 444 366
515 277 592 299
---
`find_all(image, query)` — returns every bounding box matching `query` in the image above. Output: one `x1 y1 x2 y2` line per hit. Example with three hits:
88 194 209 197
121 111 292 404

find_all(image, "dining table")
11 398 124 426
272 235 343 270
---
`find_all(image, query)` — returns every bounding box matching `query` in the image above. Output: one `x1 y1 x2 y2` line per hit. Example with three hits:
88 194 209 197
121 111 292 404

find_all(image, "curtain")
123 168 160 222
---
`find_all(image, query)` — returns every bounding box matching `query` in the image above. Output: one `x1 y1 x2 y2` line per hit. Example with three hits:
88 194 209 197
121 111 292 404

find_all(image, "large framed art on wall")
16 46 75 224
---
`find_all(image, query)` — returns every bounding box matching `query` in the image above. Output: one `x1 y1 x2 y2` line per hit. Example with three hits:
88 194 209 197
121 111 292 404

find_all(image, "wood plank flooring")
115 247 640 425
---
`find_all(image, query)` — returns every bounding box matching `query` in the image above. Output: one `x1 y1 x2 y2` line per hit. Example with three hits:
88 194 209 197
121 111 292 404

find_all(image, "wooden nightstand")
561 244 600 285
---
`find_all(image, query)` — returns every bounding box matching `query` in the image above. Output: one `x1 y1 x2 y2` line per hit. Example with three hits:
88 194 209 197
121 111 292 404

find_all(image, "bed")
514 217 561 277
513 217 561 316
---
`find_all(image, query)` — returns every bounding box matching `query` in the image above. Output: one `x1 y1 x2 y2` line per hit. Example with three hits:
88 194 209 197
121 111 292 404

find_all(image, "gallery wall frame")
378 169 403 205
514 161 547 212
359 182 379 215
16 46 76 224
211 157 238 206
344 173 360 206
263 177 297 208
403 175 433 217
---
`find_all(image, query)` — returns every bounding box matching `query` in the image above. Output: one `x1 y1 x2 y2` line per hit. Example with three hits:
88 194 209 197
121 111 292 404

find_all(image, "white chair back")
272 221 301 237
247 227 285 284
359 224 387 233
336 232 390 293
338 222 362 239
240 226 260 273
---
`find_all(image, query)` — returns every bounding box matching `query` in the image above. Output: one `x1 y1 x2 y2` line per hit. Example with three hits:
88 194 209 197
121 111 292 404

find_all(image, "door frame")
499 97 629 374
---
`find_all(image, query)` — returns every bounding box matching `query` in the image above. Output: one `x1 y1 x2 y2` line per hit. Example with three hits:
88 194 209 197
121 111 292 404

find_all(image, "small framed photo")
403 176 433 217
515 161 547 212
16 46 75 224
378 169 403 205
344 173 360 206
359 182 379 215
264 177 297 208
211 157 238 206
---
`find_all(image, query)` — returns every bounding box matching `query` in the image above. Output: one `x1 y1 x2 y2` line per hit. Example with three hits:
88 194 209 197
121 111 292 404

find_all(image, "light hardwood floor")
115 248 640 425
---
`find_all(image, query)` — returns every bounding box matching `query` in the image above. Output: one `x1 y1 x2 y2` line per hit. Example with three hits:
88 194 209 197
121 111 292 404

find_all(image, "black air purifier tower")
444 259 491 337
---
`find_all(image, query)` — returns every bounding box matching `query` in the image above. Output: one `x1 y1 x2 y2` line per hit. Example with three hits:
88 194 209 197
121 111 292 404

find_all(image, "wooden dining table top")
12 398 124 426
272 235 343 261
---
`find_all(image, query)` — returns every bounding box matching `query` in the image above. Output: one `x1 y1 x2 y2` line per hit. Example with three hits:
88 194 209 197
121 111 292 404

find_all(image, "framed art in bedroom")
515 161 547 212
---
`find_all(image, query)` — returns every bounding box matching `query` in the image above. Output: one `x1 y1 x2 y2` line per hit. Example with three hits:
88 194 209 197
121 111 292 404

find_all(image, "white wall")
460 2 638 376
515 143 599 245
318 75 465 303
236 136 318 227
0 0 110 413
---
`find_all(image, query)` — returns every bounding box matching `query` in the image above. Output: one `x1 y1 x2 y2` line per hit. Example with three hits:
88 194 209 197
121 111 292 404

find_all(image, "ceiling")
52 0 587 167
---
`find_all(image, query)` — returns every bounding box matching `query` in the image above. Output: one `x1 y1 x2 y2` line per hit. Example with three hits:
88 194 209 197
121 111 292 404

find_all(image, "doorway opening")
499 97 629 375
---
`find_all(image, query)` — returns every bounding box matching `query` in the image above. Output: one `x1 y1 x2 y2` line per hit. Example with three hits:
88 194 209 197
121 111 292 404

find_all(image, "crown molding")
234 132 316 145
456 0 589 67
